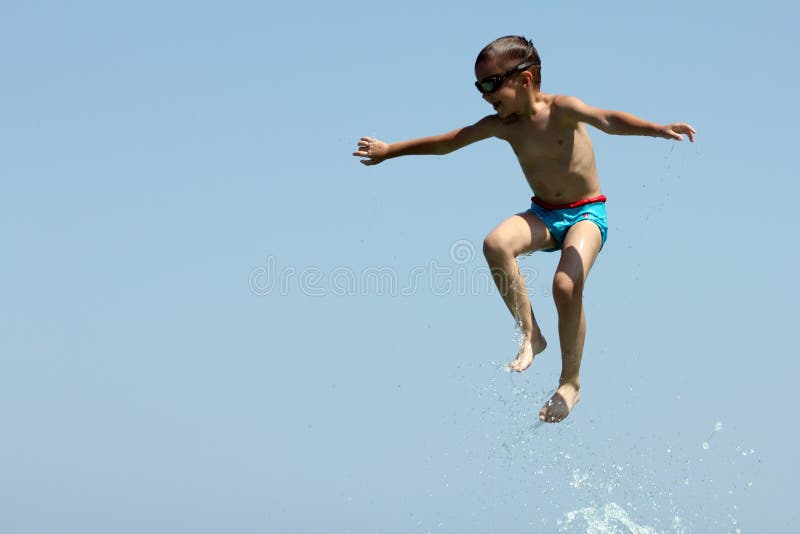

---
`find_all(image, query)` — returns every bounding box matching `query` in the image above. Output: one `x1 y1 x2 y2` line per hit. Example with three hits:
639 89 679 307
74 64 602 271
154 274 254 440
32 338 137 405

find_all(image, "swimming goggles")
474 60 538 94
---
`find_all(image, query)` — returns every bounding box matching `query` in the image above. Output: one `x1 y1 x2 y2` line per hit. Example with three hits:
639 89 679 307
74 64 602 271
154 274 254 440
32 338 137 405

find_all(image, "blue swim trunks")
526 194 608 252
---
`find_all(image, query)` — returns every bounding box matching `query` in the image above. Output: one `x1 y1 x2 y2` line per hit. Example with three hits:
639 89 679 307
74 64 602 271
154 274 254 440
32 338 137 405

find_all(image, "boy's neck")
518 87 546 117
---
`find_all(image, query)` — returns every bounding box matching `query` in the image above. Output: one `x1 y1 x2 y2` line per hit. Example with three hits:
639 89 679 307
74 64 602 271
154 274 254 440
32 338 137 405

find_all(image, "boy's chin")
494 103 516 118
496 108 515 119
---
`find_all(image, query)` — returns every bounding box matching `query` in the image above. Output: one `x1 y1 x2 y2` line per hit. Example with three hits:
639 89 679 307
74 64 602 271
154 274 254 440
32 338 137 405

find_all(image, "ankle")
559 377 580 391
518 330 536 346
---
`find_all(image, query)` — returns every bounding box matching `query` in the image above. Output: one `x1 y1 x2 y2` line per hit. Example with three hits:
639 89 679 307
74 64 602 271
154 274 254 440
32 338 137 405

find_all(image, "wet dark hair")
475 35 541 86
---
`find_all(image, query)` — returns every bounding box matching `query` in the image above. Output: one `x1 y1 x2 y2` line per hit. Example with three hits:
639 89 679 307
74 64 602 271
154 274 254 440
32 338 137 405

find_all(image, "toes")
509 360 525 373
540 410 562 423
539 392 571 423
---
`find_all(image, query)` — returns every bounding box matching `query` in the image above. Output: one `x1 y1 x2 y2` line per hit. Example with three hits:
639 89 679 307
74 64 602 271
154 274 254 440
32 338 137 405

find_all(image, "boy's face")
474 58 529 118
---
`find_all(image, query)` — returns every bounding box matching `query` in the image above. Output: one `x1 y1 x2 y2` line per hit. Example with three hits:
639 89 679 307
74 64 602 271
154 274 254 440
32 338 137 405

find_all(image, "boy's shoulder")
469 113 513 136
548 94 597 125
549 94 584 112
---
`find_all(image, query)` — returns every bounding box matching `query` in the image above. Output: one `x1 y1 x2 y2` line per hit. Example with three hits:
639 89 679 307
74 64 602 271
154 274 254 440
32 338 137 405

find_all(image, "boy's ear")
519 70 533 86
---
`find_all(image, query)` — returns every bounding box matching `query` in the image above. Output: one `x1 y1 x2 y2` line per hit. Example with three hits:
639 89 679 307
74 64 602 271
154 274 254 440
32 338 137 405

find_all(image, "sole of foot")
539 386 580 423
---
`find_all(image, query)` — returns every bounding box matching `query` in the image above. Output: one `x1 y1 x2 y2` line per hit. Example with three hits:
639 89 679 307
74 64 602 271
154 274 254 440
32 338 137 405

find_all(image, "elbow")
433 141 455 156
603 113 623 135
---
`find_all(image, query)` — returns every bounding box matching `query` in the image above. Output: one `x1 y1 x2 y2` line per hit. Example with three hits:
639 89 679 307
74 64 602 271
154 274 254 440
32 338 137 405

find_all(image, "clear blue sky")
1 1 798 532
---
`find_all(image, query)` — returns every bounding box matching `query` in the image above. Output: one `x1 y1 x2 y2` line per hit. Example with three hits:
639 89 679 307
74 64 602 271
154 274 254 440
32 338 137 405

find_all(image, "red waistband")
531 194 607 210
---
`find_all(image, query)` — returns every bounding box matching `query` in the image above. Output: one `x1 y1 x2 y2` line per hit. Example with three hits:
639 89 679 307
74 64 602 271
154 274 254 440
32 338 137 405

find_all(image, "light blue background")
1 1 797 532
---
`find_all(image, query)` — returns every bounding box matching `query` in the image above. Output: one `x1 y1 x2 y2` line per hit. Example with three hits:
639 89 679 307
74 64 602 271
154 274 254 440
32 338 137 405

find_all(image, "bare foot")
539 384 580 423
508 333 547 372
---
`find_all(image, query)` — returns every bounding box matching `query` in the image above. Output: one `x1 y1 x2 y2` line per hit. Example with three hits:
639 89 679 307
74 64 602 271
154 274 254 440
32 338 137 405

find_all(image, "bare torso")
491 93 602 204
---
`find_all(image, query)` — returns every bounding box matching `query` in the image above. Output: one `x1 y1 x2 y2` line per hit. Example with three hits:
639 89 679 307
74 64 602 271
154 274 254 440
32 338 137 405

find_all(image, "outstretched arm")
353 115 499 166
555 95 695 142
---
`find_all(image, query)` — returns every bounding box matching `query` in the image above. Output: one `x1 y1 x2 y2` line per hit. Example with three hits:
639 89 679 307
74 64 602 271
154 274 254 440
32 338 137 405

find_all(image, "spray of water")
459 363 759 533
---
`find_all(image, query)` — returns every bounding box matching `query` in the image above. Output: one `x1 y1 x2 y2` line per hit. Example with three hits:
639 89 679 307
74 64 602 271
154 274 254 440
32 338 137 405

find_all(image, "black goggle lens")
474 61 537 95
475 77 502 94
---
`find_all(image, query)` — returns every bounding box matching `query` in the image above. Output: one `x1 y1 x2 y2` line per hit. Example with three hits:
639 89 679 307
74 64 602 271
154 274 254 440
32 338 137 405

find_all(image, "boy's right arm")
353 115 498 166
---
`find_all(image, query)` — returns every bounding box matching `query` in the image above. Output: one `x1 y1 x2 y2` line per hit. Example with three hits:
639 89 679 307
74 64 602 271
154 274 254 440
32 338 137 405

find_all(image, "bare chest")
503 118 576 164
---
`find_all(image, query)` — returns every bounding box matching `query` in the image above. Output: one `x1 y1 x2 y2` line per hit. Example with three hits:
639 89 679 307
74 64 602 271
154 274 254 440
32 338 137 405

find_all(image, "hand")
353 137 389 165
662 123 696 142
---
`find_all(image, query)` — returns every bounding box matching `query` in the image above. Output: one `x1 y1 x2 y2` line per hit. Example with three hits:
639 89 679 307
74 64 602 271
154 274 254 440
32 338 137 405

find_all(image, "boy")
352 35 695 423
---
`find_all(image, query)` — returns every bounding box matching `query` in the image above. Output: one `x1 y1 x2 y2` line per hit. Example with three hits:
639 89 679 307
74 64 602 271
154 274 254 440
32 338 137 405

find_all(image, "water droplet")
702 442 709 450
714 420 723 432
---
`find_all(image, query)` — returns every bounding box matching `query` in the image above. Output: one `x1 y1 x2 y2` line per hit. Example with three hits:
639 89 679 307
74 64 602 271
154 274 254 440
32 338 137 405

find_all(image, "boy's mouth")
492 101 501 110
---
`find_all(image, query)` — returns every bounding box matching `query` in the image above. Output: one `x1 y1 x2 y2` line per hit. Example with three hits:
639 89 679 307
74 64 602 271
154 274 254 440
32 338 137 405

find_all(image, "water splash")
461 366 760 532
558 502 658 533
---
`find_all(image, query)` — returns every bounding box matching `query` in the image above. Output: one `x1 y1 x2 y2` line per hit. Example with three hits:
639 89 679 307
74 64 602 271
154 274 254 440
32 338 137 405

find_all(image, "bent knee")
552 272 584 304
483 233 515 261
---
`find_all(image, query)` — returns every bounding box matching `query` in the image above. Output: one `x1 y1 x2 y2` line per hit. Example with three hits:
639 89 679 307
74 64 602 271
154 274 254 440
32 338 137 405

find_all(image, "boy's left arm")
555 95 695 142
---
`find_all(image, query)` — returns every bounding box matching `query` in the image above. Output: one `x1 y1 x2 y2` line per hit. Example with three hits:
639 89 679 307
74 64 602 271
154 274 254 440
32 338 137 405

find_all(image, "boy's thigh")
556 220 603 282
486 211 557 255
